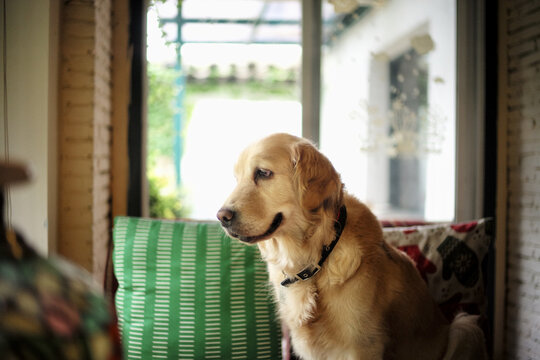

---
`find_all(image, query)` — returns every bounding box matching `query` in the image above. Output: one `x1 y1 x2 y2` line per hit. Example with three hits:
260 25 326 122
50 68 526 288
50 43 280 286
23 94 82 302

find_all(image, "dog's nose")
217 208 235 227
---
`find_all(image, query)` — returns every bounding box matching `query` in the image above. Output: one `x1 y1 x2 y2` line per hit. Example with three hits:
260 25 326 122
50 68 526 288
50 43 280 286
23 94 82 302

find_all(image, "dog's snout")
217 208 235 227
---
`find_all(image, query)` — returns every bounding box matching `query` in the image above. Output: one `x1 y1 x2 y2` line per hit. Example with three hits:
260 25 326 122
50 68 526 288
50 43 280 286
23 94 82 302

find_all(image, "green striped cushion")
113 217 282 360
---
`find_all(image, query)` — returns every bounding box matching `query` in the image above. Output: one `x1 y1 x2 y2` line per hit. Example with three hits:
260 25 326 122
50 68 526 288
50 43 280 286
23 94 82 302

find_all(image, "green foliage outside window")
147 63 190 219
147 61 298 219
147 64 178 170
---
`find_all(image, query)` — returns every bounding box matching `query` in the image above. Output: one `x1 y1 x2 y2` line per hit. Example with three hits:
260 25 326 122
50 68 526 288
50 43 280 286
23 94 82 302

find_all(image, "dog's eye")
254 168 273 183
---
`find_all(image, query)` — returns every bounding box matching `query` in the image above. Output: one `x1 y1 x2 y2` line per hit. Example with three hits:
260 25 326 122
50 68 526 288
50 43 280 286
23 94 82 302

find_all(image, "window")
146 0 480 223
146 0 305 219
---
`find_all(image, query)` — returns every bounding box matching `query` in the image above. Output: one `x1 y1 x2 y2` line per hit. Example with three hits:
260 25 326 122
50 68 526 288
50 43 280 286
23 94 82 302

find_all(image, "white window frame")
455 0 485 222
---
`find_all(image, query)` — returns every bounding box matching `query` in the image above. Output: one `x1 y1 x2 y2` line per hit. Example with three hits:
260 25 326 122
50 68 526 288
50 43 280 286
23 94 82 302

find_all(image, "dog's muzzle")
217 208 283 243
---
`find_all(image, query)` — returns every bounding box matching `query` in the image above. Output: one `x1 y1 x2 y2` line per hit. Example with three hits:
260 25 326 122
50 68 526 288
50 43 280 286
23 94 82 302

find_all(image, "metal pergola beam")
249 1 270 43
161 18 301 26
159 4 368 47
174 40 300 45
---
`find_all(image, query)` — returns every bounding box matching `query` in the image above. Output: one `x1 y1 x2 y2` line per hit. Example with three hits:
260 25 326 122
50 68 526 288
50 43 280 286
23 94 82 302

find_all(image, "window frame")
302 0 486 222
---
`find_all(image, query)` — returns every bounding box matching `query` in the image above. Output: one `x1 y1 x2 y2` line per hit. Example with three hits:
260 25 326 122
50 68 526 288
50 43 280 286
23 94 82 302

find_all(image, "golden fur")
217 133 487 360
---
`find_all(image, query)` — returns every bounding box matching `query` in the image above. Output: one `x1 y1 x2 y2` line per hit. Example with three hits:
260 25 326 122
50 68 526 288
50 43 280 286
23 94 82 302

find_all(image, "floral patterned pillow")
383 218 494 321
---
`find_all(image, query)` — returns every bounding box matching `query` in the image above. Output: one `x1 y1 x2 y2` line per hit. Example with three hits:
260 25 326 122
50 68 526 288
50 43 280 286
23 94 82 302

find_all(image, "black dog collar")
281 205 347 287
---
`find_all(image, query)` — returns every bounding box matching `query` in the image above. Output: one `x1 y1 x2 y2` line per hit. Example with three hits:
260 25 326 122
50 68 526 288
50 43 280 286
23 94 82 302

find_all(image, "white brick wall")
503 0 540 358
58 0 112 282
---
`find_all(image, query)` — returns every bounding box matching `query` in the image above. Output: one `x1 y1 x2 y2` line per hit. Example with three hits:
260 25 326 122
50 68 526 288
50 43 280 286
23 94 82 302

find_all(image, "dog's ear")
292 141 342 211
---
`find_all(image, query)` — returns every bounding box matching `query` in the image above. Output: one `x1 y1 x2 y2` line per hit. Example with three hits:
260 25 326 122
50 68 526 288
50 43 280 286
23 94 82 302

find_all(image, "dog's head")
217 133 343 244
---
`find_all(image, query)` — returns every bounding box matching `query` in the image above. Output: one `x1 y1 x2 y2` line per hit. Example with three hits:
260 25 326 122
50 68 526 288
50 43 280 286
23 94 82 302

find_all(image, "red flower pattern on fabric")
450 221 478 233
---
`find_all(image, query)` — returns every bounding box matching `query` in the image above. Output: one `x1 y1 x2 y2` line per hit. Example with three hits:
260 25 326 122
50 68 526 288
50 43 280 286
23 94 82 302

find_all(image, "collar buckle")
295 264 321 281
281 264 321 287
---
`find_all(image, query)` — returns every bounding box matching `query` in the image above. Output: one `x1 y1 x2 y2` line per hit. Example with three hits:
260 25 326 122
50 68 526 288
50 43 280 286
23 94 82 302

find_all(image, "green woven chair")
112 217 282 360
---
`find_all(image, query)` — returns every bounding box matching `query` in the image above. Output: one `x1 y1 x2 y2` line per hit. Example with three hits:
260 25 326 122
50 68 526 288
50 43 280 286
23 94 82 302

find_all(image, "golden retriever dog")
217 133 487 360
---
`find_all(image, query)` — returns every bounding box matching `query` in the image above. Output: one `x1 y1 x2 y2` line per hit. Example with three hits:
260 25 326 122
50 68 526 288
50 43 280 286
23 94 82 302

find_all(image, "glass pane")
320 0 456 221
146 0 302 220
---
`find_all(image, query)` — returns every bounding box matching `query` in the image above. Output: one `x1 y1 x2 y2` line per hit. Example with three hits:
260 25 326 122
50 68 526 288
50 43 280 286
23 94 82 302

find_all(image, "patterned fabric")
0 230 122 360
113 217 282 360
383 218 494 320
